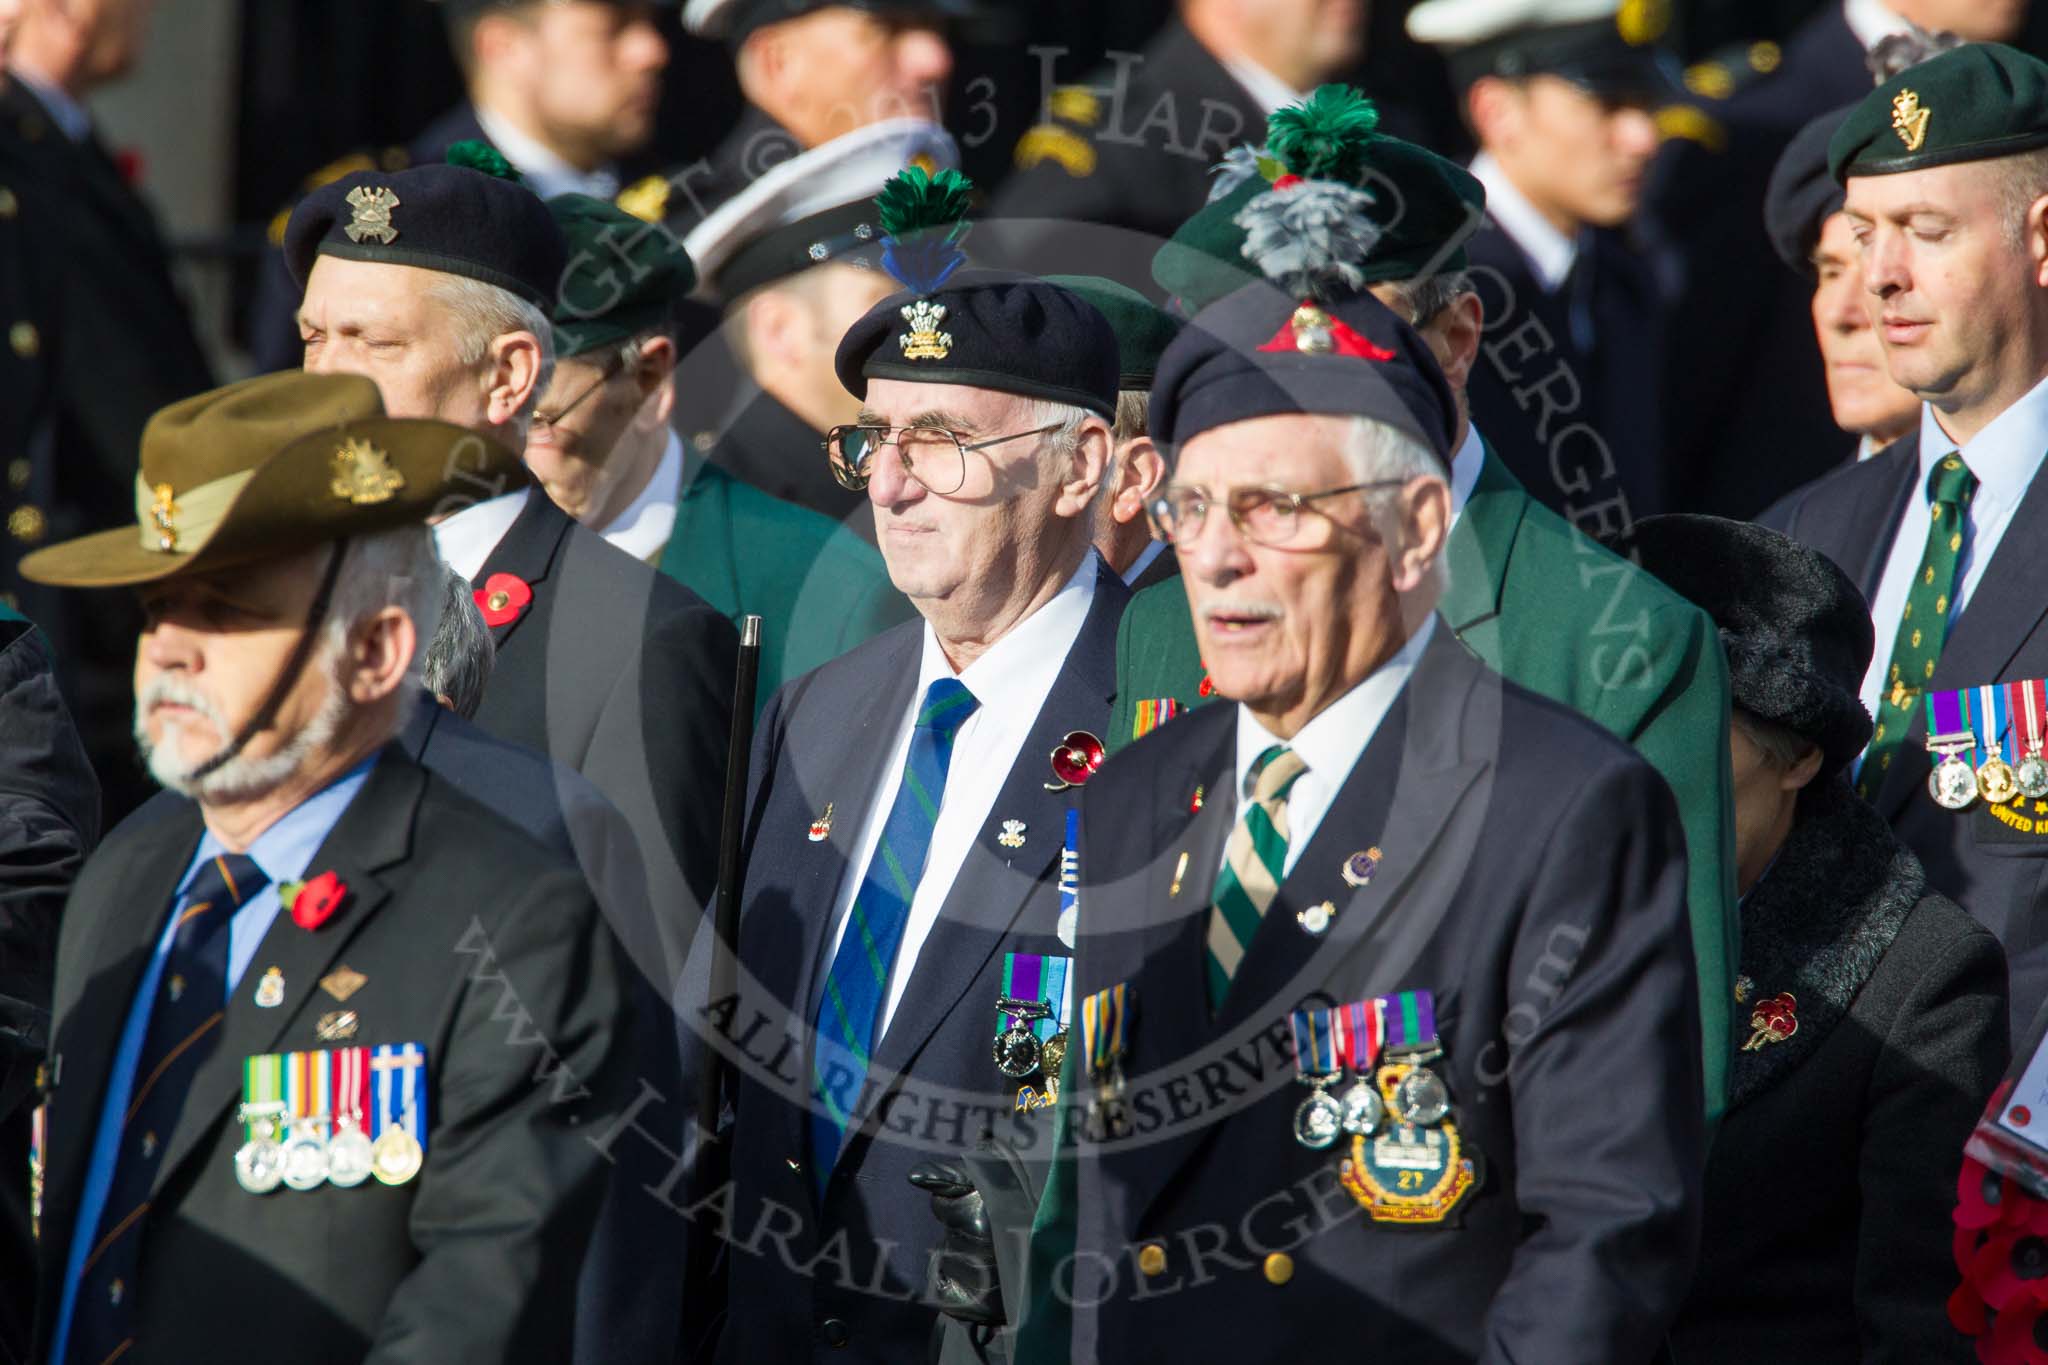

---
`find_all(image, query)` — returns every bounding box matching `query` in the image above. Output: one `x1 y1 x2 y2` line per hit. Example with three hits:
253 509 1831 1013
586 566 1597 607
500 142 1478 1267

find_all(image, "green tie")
1861 453 1977 800
1206 744 1308 1009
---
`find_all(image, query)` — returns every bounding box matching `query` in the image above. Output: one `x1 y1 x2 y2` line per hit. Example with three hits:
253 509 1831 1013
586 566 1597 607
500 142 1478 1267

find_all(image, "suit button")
1137 1242 1167 1276
8 321 36 358
0 187 17 219
6 458 27 490
1263 1252 1293 1285
817 1318 849 1348
8 505 44 544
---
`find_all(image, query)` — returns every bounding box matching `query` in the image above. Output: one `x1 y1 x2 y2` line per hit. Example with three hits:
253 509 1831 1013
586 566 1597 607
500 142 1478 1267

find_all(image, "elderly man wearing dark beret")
282 150 737 989
1002 148 1703 1364
1629 514 2006 1363
23 372 634 1365
1762 43 2048 1039
689 168 1128 1364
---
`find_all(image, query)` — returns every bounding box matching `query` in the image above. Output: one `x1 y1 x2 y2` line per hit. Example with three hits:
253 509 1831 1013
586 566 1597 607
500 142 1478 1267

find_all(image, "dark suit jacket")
1760 432 2048 1035
33 745 633 1363
1466 222 1667 521
470 488 738 987
0 613 97 1365
708 566 1129 1364
0 82 212 822
1673 779 2006 1364
1041 626 1703 1363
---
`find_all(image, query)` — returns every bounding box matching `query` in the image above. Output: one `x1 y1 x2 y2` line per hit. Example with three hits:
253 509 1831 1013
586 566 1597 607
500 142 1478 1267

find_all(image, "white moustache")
138 675 228 733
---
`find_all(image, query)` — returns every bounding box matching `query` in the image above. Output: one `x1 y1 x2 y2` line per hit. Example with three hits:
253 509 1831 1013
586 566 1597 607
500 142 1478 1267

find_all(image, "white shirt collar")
10 67 91 142
1447 423 1486 528
1232 614 1436 823
1121 538 1169 587
1842 0 1914 51
1219 53 1305 117
595 430 683 563
1917 377 2048 502
473 106 620 203
916 554 1098 703
432 487 532 583
1470 152 1577 293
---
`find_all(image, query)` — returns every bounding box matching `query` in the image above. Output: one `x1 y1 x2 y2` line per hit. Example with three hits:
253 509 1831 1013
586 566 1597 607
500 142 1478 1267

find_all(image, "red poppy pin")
279 870 349 932
474 572 532 628
1044 731 1105 792
1740 992 1798 1051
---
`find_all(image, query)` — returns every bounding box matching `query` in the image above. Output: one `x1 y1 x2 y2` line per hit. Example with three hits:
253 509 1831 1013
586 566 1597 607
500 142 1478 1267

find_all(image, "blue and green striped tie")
809 677 979 1195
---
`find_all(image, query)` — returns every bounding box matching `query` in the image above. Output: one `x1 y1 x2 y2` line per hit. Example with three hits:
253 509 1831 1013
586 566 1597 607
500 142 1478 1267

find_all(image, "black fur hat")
1624 515 1875 779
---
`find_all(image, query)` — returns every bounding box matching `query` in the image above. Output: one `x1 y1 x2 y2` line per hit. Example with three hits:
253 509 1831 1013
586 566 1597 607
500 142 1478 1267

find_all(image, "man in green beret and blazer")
533 192 912 705
1762 42 2048 1039
1113 89 1739 1123
24 372 634 1365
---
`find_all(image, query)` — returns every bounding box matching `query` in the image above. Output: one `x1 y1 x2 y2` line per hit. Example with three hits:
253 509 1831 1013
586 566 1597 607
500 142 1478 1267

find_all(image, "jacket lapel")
864 574 1128 1086
1438 444 1527 639
476 489 573 652
151 749 425 1197
44 810 203 1231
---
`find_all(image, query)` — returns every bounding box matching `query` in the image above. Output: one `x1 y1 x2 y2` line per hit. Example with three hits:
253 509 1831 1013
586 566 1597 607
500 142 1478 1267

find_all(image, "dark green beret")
1829 42 2048 182
547 194 696 359
1043 275 1181 389
1153 137 1487 315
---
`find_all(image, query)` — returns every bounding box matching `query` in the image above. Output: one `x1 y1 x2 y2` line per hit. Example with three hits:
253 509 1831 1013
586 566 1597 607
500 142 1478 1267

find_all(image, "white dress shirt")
1227 616 1435 878
1471 153 1576 293
596 430 683 563
1843 0 1914 51
1219 54 1304 118
475 106 620 203
825 555 1099 1036
1446 422 1486 530
433 487 531 582
1857 379 2048 738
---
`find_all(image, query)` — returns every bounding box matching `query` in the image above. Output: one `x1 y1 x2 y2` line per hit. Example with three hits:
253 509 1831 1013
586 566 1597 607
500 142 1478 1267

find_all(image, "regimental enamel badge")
1342 847 1382 889
808 803 834 841
316 1010 359 1042
253 966 286 1009
330 437 405 505
150 482 179 553
320 965 367 1002
343 185 401 244
898 299 953 360
998 819 1027 849
1892 89 1931 152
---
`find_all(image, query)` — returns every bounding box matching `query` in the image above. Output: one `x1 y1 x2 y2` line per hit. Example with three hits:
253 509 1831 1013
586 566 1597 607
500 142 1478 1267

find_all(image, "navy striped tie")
67 852 266 1365
809 678 978 1197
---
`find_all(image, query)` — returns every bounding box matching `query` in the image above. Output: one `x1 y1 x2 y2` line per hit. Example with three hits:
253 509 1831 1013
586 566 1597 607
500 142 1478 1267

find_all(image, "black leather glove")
910 1158 1006 1327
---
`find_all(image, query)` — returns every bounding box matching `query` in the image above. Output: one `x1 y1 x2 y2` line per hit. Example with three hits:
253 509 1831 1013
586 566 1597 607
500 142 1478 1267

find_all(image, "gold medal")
1980 756 2020 805
372 1124 424 1186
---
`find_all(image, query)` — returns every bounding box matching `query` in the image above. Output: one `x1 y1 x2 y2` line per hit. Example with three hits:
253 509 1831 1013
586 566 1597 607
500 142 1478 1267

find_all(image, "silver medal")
327 1125 375 1188
1396 1068 1451 1127
234 1136 284 1194
993 1021 1042 1079
2020 754 2048 800
1338 1079 1385 1136
1293 1089 1344 1150
281 1119 330 1191
1930 752 1980 810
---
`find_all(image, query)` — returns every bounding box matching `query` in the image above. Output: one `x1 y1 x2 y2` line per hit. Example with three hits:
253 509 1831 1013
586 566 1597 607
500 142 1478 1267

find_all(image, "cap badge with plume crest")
1225 86 1395 357
875 165 974 362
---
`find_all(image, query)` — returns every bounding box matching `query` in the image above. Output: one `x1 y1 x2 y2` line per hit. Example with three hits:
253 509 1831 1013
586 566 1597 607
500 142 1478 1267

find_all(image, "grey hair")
1385 268 1477 327
1991 146 2048 250
1865 26 1963 84
321 526 446 686
1340 415 1450 598
1732 706 1817 771
426 275 558 432
424 566 496 719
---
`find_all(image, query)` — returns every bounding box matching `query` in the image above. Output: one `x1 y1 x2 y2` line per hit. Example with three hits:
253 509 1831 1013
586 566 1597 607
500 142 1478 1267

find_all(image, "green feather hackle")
875 166 975 238
446 139 522 184
1267 86 1381 183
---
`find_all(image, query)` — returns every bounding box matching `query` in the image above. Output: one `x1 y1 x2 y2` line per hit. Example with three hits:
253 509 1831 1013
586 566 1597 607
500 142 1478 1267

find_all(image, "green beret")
1043 275 1182 389
1153 136 1486 314
547 193 697 359
1829 42 2048 182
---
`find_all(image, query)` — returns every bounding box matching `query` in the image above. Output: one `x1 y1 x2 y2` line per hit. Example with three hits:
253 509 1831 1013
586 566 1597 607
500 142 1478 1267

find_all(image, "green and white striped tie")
1206 745 1308 1009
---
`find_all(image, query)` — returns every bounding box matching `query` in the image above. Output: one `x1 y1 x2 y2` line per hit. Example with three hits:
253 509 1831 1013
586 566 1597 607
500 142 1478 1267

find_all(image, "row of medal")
233 1043 429 1194
998 812 1082 1113
1291 990 1450 1149
1924 680 2048 810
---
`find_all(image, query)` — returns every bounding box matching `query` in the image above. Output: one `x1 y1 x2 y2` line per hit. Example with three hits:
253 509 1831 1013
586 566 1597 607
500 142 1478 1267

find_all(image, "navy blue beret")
834 269 1120 420
1766 106 1853 279
285 163 567 310
1150 283 1457 466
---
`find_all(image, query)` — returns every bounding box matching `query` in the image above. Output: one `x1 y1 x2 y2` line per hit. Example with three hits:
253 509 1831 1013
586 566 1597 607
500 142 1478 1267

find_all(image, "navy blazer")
1056 626 1704 1363
706 566 1129 1364
1761 432 2048 1034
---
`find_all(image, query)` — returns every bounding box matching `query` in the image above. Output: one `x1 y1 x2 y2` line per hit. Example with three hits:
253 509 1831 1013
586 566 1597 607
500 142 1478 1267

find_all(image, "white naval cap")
1408 0 1631 47
682 117 959 300
1406 0 1678 95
